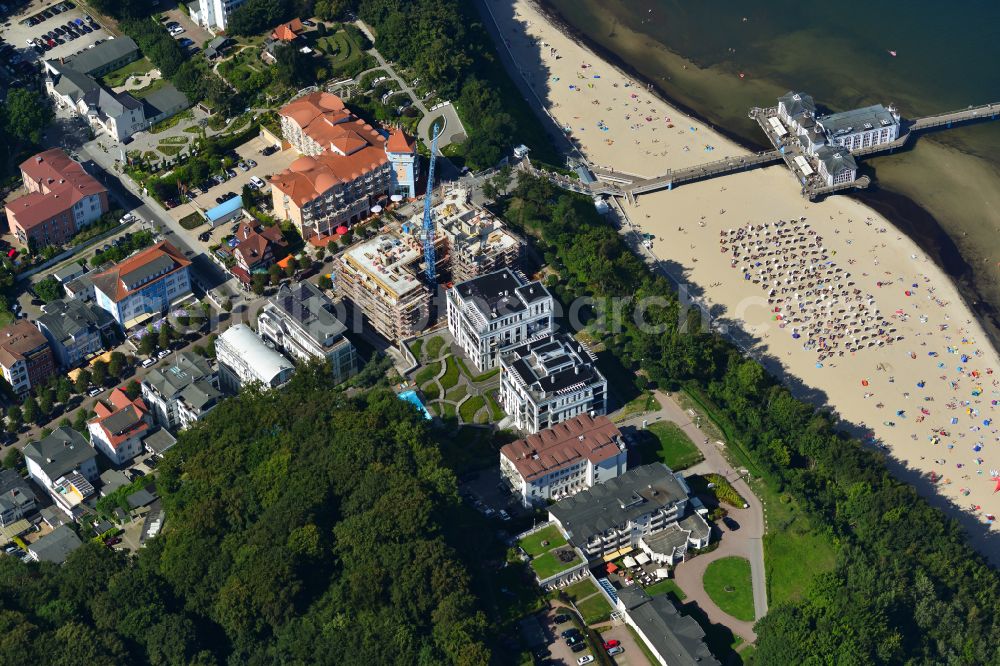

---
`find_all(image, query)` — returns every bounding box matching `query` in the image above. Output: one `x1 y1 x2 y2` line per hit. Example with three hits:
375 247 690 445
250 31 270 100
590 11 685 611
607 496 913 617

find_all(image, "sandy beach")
488 0 1000 559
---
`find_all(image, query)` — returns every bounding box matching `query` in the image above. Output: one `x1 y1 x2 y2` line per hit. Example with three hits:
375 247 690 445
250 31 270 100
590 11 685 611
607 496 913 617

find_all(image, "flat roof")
206 195 244 221
342 233 425 299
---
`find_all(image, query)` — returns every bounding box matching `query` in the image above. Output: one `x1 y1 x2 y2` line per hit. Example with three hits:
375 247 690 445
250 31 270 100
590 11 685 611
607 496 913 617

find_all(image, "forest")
498 173 1000 665
0 367 491 665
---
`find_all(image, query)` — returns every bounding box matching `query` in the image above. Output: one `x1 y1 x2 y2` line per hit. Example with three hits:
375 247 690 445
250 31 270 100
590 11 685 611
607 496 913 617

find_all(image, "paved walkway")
616 390 767 642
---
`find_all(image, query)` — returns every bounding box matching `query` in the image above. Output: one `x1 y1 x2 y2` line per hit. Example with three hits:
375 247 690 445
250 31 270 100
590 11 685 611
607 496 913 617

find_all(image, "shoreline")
487 0 1000 563
531 0 1000 353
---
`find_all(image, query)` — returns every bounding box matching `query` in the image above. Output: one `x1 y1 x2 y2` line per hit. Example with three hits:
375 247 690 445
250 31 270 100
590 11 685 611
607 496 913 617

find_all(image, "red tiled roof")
88 388 149 451
90 241 190 303
7 149 107 232
501 414 624 482
386 127 415 154
0 320 50 370
270 147 388 207
272 17 304 41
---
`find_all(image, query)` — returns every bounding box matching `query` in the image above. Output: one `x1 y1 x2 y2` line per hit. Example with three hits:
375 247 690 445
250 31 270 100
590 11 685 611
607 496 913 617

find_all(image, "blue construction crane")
421 123 440 282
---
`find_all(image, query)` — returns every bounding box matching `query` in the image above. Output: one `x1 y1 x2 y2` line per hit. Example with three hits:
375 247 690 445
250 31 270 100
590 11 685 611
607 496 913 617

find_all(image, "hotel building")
91 241 193 328
141 351 222 431
216 324 295 392
446 268 553 371
270 92 417 241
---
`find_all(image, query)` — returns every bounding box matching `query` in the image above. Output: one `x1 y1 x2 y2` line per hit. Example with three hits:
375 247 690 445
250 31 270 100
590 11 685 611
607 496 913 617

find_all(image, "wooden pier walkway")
523 101 1000 202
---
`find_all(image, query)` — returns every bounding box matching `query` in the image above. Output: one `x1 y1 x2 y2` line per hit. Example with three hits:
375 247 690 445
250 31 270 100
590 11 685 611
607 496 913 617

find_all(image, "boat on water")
888 49 897 57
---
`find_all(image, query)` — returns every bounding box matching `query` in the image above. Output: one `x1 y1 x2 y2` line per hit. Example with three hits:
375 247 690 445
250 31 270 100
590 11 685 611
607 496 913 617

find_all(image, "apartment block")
36 298 118 368
0 320 56 395
500 414 627 507
5 149 109 248
498 333 607 434
216 324 295 392
91 241 192 328
141 351 221 430
257 282 359 384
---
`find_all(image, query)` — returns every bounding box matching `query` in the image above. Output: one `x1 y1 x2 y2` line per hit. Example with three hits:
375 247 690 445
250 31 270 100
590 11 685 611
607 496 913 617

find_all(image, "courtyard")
407 331 504 425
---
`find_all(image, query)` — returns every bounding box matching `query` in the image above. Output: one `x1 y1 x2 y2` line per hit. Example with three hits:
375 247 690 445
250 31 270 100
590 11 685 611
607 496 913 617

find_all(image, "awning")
123 312 155 330
606 562 618 574
622 555 637 568
601 546 634 562
635 553 651 565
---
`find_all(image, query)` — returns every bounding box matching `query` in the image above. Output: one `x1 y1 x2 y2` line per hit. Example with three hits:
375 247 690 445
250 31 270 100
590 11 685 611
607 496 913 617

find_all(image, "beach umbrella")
994 478 1000 494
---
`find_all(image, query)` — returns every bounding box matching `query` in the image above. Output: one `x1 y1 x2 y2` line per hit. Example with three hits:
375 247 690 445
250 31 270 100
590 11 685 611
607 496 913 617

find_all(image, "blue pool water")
398 390 432 420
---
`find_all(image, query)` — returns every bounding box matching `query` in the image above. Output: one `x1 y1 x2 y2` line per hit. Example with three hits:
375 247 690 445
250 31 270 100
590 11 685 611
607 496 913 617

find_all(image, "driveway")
615 390 767 641
593 623 652 666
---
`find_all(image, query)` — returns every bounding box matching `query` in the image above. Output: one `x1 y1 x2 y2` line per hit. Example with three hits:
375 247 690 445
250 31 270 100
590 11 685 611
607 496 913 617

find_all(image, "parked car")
565 635 582 646
81 24 92 33
570 643 587 654
225 169 237 179
260 145 278 156
603 640 620 650
560 629 580 639
722 516 740 531
607 646 624 656
215 196 225 205
554 614 570 624
141 358 155 368
249 176 266 189
87 387 102 397
198 232 211 242
246 159 257 168
104 536 122 546
178 37 193 47
577 656 594 665
237 161 249 172
157 349 170 360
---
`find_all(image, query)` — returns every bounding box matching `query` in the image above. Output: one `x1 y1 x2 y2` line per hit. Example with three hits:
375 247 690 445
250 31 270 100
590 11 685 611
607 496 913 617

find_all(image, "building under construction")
335 187 522 343
407 187 521 283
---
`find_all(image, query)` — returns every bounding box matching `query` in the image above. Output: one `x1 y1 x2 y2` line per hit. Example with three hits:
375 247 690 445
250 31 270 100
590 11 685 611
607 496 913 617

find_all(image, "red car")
603 640 620 650
104 536 122 546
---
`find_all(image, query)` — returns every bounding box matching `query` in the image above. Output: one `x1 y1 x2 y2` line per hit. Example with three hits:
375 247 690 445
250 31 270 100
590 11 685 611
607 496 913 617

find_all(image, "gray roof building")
142 351 220 430
816 145 858 177
23 427 97 483
778 91 815 119
548 463 688 550
127 488 157 509
28 524 84 564
817 104 898 137
619 587 720 666
99 468 130 497
142 84 191 124
62 37 140 76
144 351 214 396
142 428 177 457
36 298 118 367
53 263 86 284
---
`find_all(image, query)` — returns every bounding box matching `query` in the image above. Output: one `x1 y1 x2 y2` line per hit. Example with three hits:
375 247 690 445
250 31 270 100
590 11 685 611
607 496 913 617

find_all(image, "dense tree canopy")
0 367 490 664
501 173 1000 665
2 88 53 145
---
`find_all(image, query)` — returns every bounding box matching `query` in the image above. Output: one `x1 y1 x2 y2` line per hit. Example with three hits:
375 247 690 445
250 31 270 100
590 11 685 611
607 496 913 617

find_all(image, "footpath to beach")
484 0 1000 565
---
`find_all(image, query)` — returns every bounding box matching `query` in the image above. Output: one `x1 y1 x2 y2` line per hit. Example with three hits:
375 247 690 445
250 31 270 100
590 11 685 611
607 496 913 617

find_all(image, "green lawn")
529 548 580 580
702 557 755 622
642 422 704 470
0 310 12 328
760 482 837 607
445 385 468 402
575 593 612 625
158 136 189 145
455 355 501 383
413 361 440 386
421 382 439 400
99 56 154 87
644 578 687 601
408 338 423 361
179 212 203 230
460 395 486 423
563 579 596 603
615 391 662 421
519 524 566 556
130 78 168 99
439 355 460 390
157 145 183 156
426 335 446 359
486 390 505 421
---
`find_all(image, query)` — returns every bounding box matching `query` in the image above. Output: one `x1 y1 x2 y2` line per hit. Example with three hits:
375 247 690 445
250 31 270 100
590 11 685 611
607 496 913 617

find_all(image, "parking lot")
166 136 297 247
2 0 112 64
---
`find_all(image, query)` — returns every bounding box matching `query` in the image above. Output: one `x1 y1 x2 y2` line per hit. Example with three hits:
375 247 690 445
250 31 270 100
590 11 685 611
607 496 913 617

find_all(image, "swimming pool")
398 390 432 420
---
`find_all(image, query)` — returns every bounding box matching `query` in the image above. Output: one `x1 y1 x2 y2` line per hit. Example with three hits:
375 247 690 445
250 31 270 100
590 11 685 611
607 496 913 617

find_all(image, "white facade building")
190 0 248 33
500 413 627 507
216 324 295 392
498 333 607 434
22 428 99 519
815 146 859 187
141 351 222 431
817 104 900 152
447 268 553 372
257 282 359 384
